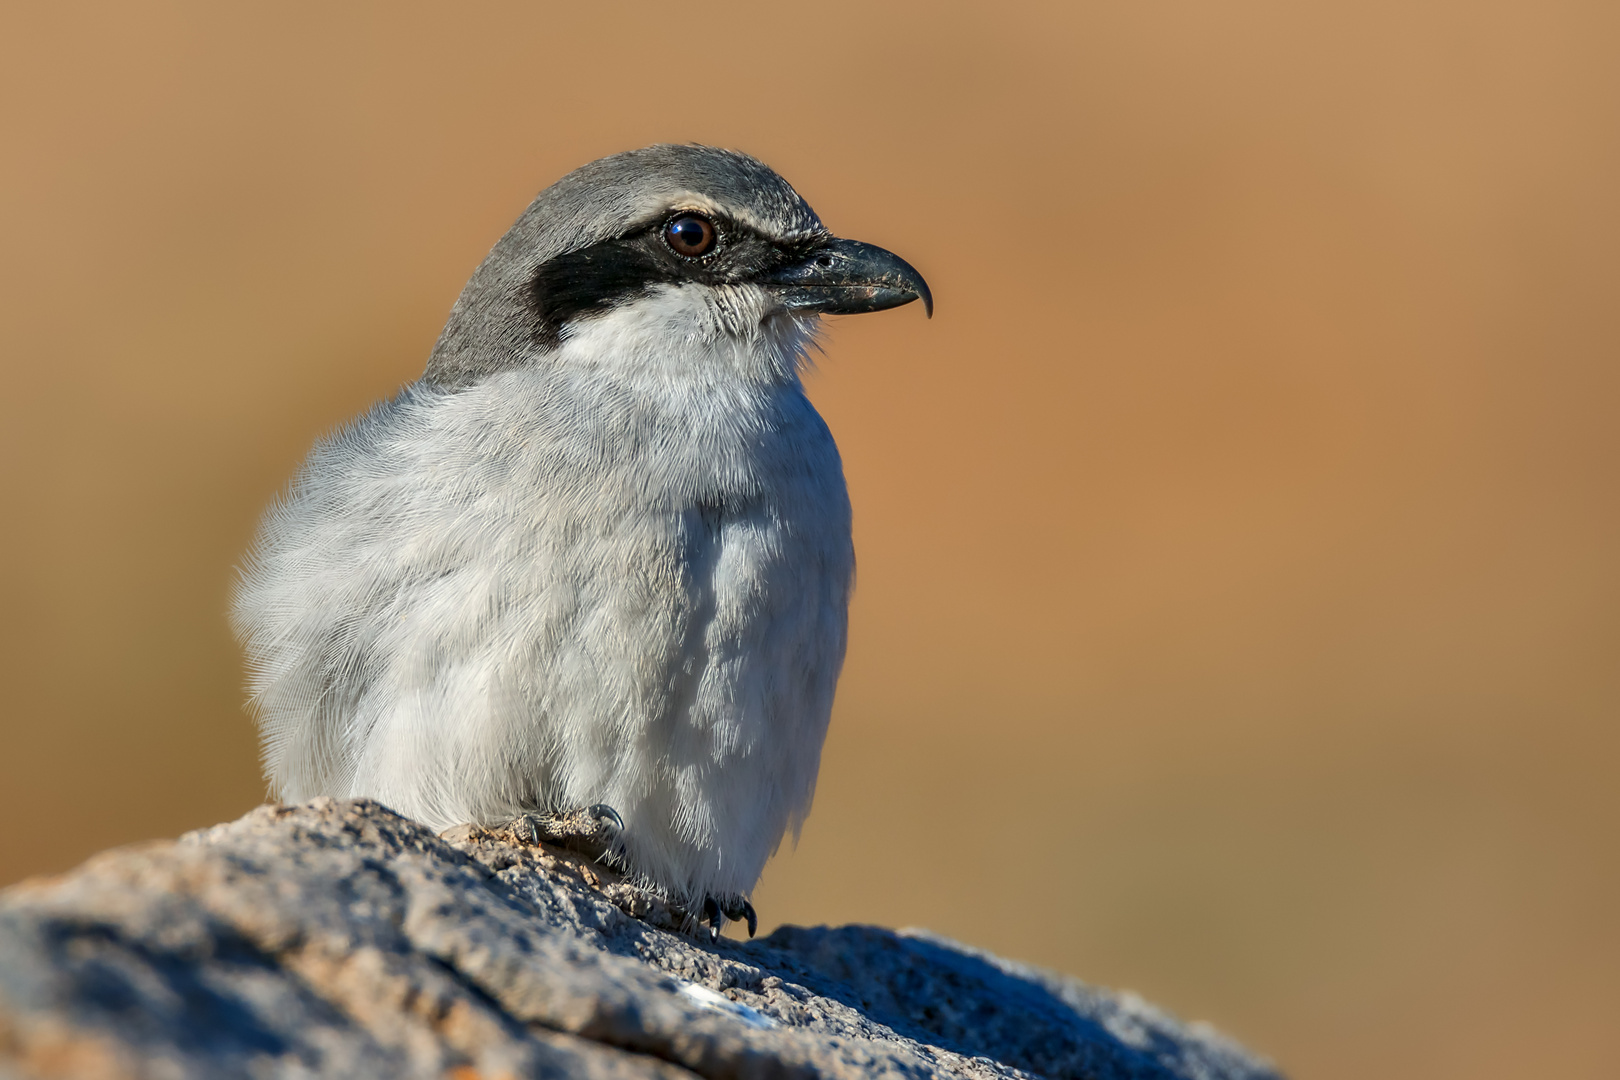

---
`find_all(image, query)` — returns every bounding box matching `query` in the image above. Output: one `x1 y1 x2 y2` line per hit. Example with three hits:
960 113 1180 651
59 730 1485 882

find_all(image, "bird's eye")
664 213 717 257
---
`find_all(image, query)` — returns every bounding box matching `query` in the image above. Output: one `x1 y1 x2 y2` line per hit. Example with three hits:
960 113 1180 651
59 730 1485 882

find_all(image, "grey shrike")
233 145 931 937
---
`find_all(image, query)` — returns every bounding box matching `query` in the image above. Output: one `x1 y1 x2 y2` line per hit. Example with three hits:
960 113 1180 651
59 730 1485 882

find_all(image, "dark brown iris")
664 213 716 257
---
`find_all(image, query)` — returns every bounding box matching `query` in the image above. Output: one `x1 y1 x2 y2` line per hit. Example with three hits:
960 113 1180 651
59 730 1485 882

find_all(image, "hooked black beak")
761 238 933 318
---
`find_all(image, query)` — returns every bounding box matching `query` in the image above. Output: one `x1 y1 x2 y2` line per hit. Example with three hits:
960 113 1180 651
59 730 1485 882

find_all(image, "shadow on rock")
753 924 1277 1080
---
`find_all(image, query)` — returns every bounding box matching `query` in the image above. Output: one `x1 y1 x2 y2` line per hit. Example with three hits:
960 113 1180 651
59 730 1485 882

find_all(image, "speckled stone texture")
0 798 1283 1079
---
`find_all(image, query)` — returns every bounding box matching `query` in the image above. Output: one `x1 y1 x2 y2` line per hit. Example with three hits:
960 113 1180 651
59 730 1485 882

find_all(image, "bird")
232 144 931 937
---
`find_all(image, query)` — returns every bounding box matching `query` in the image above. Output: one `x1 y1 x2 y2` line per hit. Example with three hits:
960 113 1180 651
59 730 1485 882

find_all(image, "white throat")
550 282 820 390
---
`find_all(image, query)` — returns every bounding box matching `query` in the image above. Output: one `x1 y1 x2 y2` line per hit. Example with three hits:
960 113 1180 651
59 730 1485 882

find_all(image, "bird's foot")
699 893 758 941
502 804 623 863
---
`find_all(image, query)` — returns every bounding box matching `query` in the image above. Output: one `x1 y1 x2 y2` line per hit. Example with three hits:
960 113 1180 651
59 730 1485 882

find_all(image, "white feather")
233 281 853 903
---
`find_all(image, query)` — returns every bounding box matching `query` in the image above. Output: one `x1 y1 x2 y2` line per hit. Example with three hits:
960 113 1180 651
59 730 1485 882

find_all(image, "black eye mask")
525 216 824 350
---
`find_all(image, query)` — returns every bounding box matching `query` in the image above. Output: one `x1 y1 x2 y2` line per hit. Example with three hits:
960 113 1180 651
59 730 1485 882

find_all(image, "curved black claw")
584 803 624 837
712 893 754 939
505 815 542 846
701 896 724 942
703 893 758 939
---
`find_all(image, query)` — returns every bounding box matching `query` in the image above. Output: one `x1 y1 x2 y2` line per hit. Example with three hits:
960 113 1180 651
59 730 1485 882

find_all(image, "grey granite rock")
0 798 1282 1079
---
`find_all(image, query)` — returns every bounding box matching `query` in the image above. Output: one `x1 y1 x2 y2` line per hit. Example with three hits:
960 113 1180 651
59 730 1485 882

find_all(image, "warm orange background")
3 3 1617 1077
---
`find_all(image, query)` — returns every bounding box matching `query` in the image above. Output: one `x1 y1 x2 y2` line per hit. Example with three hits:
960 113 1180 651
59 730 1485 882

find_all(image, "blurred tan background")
2 1 1617 1077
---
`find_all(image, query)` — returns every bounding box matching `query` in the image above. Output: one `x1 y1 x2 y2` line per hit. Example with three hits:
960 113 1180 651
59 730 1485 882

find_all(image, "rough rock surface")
0 798 1283 1079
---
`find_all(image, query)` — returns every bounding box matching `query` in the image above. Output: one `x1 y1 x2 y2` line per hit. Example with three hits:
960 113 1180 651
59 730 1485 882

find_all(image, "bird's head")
424 144 931 387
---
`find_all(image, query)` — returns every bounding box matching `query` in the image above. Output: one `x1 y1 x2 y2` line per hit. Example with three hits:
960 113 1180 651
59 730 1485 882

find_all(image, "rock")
0 798 1282 1079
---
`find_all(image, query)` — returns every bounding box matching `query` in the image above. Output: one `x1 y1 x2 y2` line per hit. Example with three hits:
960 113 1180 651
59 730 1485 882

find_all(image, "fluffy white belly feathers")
232 146 930 932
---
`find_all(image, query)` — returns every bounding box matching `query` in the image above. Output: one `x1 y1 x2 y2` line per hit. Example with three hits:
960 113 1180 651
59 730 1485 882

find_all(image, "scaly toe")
502 805 624 862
